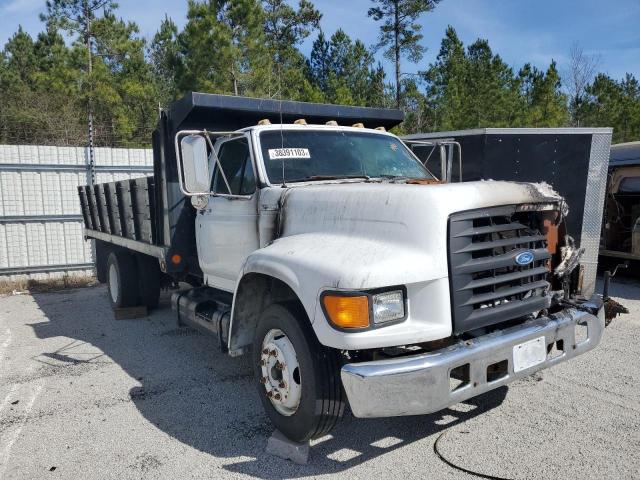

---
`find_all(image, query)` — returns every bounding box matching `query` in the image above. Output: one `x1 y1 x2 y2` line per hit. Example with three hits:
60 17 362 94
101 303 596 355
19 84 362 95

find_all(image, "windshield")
259 129 433 183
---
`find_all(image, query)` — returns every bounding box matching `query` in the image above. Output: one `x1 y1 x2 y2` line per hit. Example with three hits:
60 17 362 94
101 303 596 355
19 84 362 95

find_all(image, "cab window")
212 137 256 195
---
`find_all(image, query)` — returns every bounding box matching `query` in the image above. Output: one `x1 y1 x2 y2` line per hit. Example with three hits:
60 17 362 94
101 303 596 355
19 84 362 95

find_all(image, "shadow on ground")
28 286 507 478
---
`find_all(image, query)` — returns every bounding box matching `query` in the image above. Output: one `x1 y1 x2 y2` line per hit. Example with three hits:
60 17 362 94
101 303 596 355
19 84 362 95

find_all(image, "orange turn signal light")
322 295 370 329
171 254 182 265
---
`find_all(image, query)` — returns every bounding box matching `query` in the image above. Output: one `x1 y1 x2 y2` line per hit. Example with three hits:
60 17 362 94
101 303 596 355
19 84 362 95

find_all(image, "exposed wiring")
433 430 514 480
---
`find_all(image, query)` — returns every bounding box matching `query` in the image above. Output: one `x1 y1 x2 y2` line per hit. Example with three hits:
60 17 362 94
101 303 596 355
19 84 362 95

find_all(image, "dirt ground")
0 278 638 479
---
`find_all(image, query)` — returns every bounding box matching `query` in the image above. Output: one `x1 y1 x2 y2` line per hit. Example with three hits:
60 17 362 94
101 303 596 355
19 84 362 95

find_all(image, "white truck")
79 93 605 442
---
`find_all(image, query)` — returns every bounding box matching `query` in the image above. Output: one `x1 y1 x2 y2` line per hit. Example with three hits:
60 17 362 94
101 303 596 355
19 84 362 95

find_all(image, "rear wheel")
95 241 109 283
106 251 139 308
136 254 162 309
253 303 344 442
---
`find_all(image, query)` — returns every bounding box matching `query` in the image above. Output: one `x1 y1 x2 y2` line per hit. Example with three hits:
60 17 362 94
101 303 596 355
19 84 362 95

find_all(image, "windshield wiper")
372 175 410 181
287 174 371 183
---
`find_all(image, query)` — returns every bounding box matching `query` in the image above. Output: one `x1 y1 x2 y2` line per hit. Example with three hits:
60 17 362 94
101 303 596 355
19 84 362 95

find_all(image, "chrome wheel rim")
108 263 118 303
260 328 301 416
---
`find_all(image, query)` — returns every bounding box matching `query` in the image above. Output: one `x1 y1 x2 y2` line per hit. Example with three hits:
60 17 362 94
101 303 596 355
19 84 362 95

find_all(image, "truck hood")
279 179 561 239
264 180 562 288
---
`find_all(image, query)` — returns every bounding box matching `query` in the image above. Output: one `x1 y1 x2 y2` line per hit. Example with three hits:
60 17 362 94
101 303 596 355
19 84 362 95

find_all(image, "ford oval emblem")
515 251 535 266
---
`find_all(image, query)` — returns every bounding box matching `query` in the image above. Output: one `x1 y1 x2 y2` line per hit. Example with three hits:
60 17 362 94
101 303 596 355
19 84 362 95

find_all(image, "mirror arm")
404 139 463 183
405 140 437 167
203 130 233 196
421 145 437 167
440 145 447 181
454 141 463 182
446 143 454 182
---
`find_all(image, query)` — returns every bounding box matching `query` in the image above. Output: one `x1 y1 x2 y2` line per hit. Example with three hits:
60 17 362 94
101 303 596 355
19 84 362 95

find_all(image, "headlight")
322 289 406 330
372 290 405 324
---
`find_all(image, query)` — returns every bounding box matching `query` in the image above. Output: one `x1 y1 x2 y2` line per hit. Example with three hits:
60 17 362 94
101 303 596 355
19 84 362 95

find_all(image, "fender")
228 232 452 353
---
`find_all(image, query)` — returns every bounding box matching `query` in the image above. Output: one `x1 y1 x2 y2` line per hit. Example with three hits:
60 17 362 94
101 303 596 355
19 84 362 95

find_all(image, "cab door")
196 135 259 291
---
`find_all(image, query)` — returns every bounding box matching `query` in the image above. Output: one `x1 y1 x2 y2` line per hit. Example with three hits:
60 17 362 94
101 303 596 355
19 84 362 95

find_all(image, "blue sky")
1 0 639 82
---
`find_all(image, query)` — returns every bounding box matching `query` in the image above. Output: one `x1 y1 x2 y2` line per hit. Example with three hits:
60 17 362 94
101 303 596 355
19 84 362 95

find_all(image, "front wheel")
253 303 345 442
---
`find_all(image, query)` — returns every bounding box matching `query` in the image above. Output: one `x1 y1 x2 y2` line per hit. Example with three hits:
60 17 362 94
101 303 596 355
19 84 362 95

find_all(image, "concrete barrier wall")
0 145 153 280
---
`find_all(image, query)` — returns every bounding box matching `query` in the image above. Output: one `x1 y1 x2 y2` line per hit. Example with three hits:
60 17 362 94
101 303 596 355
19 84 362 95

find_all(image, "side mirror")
179 135 210 194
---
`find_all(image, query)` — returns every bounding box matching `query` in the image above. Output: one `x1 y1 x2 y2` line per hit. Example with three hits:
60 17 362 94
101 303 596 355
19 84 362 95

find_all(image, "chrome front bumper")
341 300 604 418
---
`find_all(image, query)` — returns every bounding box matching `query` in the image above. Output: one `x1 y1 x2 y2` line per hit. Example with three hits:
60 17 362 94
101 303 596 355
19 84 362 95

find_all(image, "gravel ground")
0 278 638 479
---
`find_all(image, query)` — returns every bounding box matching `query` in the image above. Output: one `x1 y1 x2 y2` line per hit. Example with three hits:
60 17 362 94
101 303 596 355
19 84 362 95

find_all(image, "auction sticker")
268 148 310 160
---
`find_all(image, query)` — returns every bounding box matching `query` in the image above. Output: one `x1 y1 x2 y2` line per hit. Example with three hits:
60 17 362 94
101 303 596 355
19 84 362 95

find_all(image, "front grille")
448 206 552 335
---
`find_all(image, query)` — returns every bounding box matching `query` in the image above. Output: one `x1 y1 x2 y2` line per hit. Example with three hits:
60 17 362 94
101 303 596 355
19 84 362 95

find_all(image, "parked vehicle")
79 93 606 442
601 141 640 265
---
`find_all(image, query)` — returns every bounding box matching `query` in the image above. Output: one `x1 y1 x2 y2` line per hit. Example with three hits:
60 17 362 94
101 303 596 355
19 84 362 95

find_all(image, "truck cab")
80 93 606 443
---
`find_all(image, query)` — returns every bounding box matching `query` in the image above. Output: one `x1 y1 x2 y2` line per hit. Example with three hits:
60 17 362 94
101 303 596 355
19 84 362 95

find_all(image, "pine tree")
178 0 235 94
261 0 322 101
0 25 87 145
42 0 157 146
309 30 330 91
149 15 181 107
579 73 640 142
262 0 321 52
421 26 568 132
308 29 387 106
518 61 568 127
0 28 39 144
463 39 522 127
221 0 269 96
423 26 468 130
366 63 390 108
368 0 440 107
1 27 37 86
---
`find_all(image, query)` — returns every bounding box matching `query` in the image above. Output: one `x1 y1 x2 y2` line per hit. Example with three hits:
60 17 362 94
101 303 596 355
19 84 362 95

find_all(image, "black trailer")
403 127 613 297
79 92 404 294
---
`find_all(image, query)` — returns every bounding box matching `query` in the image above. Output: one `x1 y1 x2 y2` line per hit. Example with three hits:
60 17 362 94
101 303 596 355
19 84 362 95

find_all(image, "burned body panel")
403 128 612 296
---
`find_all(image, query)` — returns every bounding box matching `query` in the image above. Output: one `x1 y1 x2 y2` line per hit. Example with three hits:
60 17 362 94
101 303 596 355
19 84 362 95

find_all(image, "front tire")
253 303 344 442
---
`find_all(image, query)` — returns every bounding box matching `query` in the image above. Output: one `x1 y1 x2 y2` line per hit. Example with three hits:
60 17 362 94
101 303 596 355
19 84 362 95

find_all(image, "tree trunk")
84 0 95 185
231 65 239 96
394 0 401 108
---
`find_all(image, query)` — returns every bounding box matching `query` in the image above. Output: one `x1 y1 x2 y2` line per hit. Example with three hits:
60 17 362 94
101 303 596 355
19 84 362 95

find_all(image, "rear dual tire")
107 251 138 308
106 251 161 309
136 254 161 309
95 241 109 284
